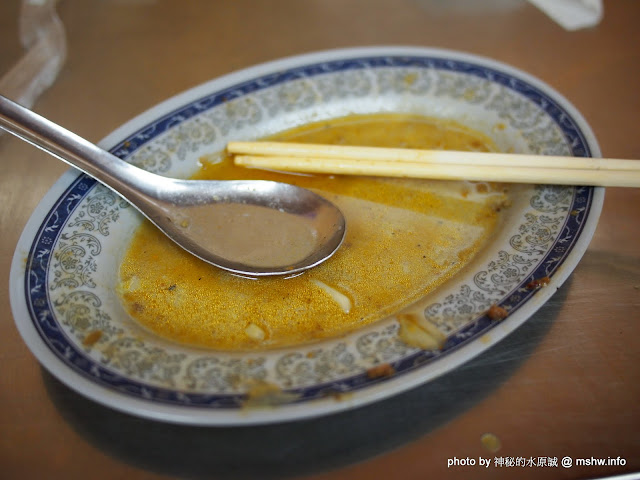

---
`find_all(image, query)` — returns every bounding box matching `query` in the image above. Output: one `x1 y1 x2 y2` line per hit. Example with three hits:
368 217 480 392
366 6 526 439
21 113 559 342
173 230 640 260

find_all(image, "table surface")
1 1 639 479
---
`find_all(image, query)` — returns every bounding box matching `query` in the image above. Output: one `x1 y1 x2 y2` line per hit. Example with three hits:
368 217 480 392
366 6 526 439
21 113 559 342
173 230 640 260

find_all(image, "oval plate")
10 46 603 425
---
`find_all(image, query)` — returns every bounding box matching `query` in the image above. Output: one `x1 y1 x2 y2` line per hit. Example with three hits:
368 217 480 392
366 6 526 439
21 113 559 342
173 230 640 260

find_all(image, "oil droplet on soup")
118 114 510 350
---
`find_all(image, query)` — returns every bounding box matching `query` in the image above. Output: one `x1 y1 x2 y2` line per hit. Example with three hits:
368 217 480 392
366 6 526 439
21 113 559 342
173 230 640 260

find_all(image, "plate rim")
10 45 604 425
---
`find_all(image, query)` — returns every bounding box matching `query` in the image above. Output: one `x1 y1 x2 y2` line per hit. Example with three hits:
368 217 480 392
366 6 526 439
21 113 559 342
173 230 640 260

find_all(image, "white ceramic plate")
10 46 603 425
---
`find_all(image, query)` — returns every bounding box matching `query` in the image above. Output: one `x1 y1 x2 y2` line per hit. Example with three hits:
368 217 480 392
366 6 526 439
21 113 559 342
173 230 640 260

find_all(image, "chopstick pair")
227 141 640 188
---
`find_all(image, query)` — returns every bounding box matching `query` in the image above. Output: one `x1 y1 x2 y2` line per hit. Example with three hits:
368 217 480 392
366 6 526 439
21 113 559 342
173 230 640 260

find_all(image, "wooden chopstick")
228 141 640 171
227 141 640 187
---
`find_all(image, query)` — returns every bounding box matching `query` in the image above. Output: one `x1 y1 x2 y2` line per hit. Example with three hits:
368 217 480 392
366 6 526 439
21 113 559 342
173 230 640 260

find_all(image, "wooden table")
1 1 638 478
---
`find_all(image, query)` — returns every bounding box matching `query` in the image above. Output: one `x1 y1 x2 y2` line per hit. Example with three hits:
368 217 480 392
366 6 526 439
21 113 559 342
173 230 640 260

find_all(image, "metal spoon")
0 95 346 276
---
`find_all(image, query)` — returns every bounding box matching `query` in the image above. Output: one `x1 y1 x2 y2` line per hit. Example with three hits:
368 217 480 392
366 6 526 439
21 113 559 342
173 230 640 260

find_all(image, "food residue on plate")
243 380 300 409
117 114 512 351
397 312 447 350
82 330 103 348
366 363 396 379
487 304 509 321
526 276 551 290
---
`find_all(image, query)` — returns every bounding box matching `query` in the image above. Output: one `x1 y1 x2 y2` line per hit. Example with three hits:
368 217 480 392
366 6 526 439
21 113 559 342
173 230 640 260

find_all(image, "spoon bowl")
0 95 346 276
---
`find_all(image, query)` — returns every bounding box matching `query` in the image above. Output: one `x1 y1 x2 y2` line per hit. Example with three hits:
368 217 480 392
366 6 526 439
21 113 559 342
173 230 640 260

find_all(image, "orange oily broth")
118 114 509 350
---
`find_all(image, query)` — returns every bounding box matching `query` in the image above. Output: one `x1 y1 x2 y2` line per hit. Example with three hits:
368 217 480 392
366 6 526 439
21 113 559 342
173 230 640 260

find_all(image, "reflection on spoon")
0 94 346 276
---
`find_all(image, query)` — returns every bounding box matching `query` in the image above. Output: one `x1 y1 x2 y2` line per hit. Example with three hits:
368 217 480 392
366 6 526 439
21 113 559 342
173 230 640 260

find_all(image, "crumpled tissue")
0 0 67 111
527 0 603 31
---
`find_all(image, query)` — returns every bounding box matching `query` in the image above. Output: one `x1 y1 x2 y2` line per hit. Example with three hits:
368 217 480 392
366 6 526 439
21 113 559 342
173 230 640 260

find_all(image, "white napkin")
0 0 66 110
527 0 603 30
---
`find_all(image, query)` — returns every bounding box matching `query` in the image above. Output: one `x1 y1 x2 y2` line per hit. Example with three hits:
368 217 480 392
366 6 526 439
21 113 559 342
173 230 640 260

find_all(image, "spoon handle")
0 94 168 203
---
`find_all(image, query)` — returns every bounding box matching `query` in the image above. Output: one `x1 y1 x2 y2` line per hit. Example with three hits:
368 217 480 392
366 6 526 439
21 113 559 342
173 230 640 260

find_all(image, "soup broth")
118 114 510 350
